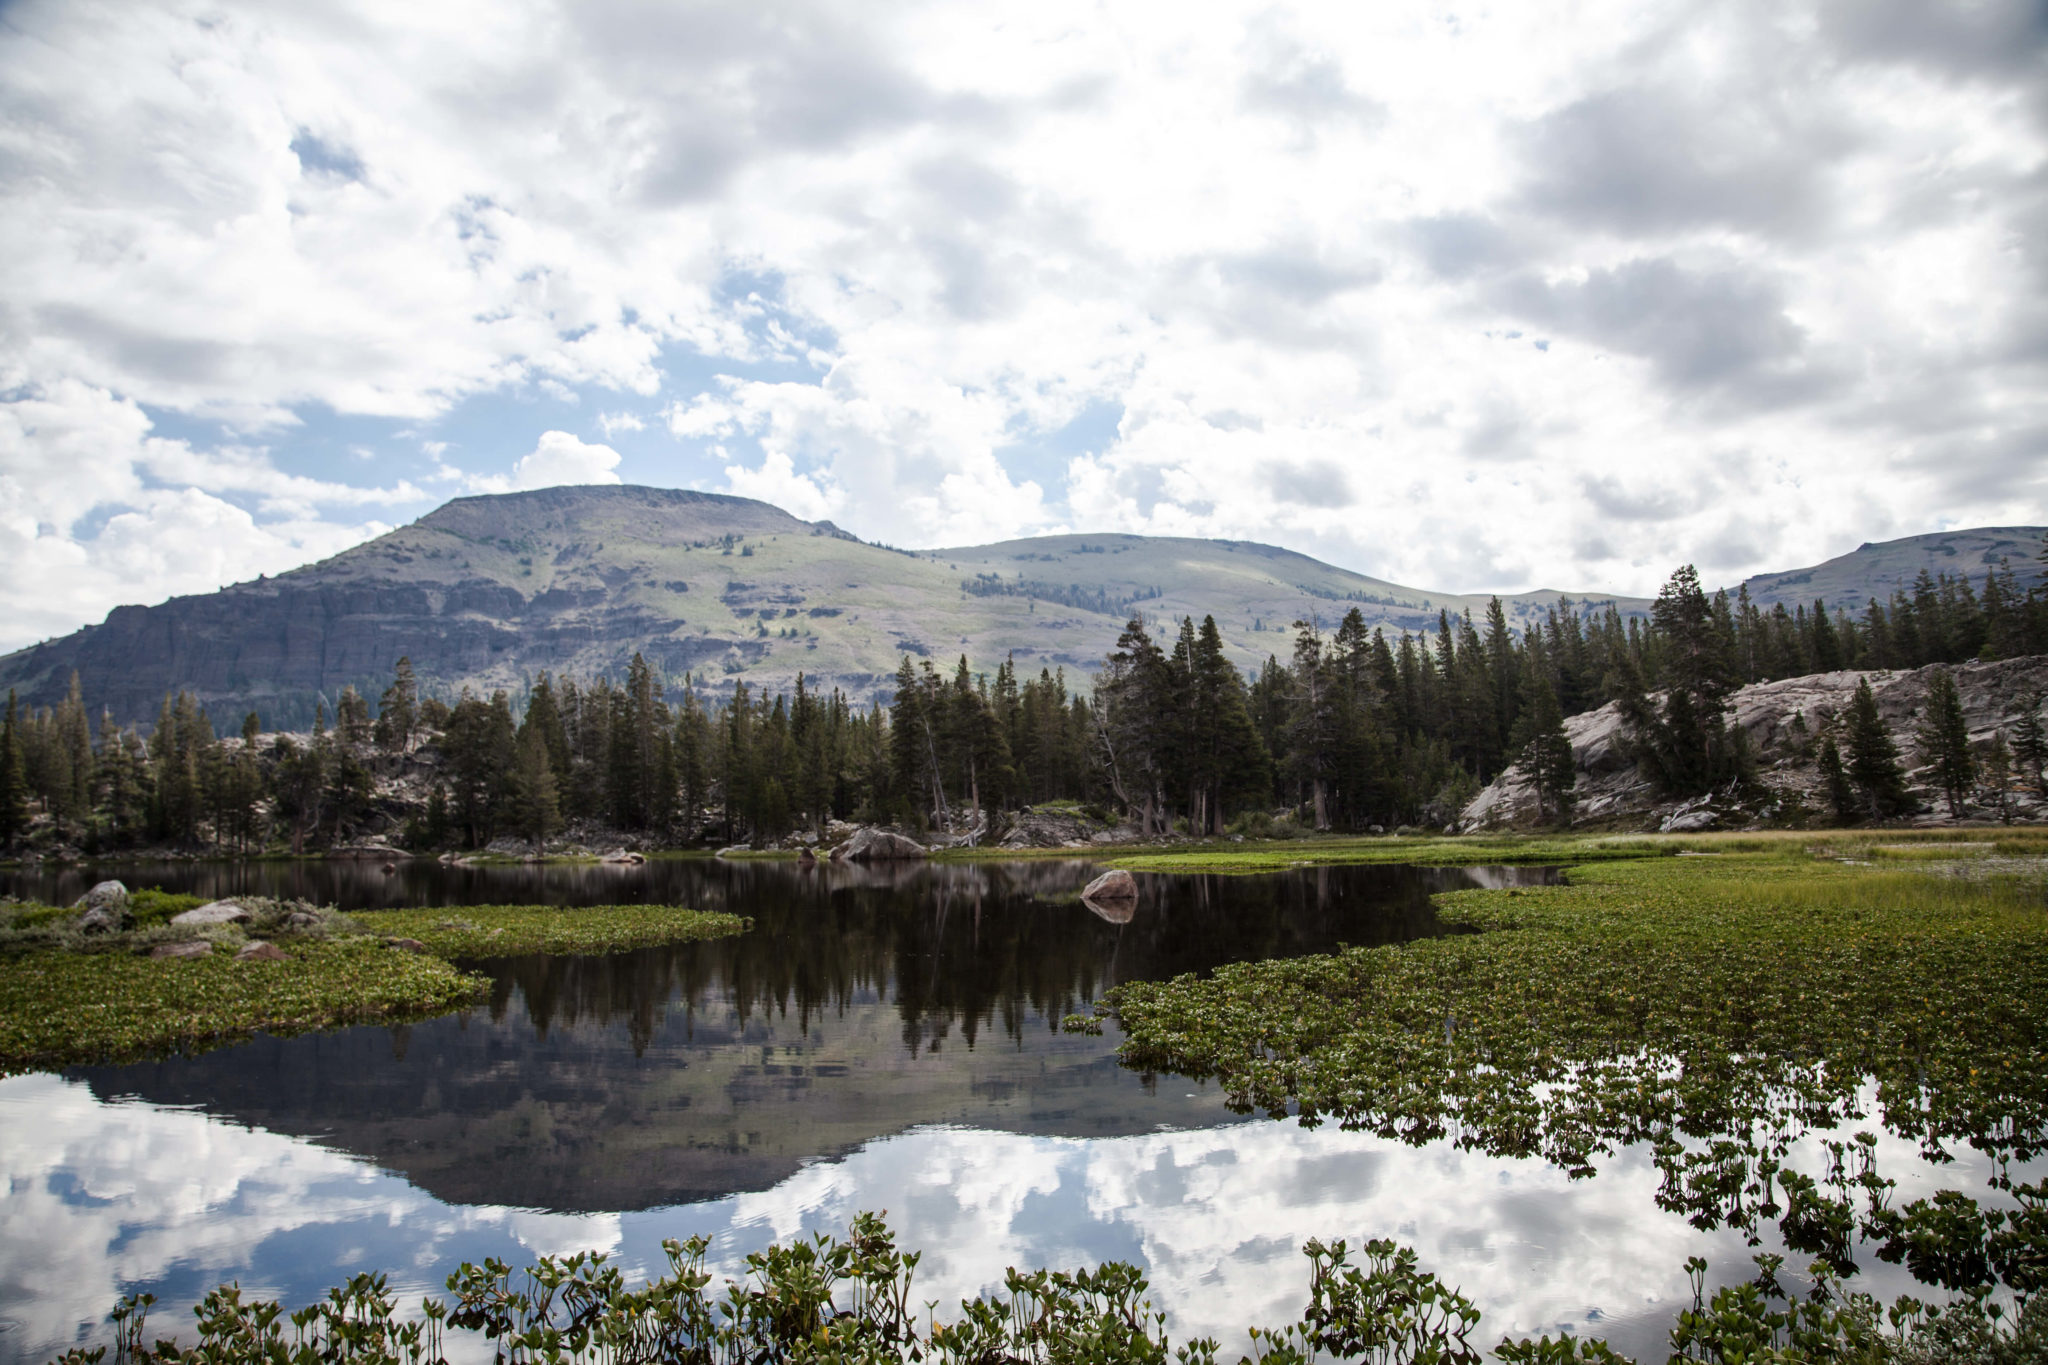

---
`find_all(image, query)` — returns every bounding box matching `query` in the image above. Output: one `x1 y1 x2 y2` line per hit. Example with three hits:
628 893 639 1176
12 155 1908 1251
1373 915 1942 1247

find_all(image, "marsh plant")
1076 847 2048 1311
0 890 746 1071
51 1215 2047 1365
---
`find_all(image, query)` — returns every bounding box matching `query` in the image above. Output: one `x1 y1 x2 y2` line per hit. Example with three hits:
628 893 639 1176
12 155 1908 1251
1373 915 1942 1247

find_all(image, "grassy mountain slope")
0 485 2037 727
1737 526 2043 611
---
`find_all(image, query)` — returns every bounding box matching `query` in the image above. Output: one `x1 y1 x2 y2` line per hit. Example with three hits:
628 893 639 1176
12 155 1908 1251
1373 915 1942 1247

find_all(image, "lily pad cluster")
1089 849 2048 1303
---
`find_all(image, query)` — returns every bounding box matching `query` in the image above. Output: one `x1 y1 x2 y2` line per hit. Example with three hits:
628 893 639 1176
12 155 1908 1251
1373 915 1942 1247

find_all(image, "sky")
1 0 2044 653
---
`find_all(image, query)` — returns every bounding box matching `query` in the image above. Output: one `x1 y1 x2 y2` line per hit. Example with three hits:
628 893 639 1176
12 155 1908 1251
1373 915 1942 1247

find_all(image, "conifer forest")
4 559 2044 854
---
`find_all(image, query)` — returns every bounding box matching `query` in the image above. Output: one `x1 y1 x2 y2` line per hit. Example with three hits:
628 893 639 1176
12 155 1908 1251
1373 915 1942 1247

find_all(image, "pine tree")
1979 732 2015 824
1844 677 1911 818
375 657 420 754
1914 666 1975 819
1817 735 1855 824
1516 672 1576 825
2012 689 2047 797
1188 615 1268 833
0 690 26 846
1635 565 1741 795
511 722 560 850
423 782 451 848
272 734 325 854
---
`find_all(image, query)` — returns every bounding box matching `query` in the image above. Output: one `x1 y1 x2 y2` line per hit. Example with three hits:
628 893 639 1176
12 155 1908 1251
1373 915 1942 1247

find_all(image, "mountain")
0 485 2038 729
1736 526 2043 612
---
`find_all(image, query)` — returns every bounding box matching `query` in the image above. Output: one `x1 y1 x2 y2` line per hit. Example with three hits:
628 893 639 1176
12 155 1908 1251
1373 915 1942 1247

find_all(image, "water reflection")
0 860 2022 1364
33 862 1549 1213
2 1072 2008 1365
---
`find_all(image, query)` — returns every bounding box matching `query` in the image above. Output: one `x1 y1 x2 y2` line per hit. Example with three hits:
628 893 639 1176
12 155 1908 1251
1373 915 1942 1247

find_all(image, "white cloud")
0 0 2043 631
466 430 625 494
0 383 407 649
512 430 623 490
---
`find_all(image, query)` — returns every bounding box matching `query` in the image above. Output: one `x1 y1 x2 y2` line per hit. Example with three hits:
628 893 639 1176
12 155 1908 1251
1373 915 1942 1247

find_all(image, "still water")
0 860 2003 1362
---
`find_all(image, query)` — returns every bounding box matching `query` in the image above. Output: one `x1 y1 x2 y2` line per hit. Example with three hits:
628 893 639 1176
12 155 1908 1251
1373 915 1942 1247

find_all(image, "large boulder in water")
834 828 928 862
1081 869 1138 902
173 901 252 926
1081 870 1138 923
74 880 130 934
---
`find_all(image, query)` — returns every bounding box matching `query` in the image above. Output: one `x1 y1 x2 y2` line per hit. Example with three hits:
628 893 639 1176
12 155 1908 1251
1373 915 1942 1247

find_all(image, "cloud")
1501 256 1836 403
0 0 2043 630
496 430 624 491
1515 85 1843 240
5 1072 1994 1365
0 382 405 649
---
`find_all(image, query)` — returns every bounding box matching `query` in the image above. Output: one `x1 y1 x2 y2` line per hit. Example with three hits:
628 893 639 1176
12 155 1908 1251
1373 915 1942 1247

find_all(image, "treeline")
1 552 2043 851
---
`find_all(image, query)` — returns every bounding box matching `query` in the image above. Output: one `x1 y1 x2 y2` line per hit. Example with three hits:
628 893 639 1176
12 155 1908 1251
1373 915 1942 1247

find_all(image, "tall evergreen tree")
375 657 420 754
1844 677 1911 818
511 722 561 850
1515 671 1576 825
1816 735 1855 824
2011 689 2048 797
1914 666 1975 818
0 691 26 845
1979 731 2015 824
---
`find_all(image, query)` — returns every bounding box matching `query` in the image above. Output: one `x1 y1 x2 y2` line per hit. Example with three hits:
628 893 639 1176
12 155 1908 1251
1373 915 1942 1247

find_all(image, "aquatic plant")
48 1214 2048 1365
1085 850 2048 1304
0 892 748 1072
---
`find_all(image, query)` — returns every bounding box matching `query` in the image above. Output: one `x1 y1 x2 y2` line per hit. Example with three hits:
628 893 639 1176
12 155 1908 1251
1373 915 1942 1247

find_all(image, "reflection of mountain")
71 863 1550 1213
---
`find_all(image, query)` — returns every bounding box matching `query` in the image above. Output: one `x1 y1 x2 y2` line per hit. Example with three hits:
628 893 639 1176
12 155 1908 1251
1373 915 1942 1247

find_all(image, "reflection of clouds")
709 1123 1741 1354
4 1075 2033 1365
0 1076 617 1365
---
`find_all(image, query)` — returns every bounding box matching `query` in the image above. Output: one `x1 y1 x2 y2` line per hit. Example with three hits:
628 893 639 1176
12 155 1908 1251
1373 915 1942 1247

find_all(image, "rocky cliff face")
1461 656 2048 831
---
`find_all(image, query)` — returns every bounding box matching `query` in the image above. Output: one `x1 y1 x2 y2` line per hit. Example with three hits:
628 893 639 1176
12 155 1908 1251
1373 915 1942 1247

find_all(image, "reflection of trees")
475 862 1481 1055
9 855 1541 1057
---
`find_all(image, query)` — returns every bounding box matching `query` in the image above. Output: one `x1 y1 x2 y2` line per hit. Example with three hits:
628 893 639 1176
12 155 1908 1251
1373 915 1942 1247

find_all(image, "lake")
0 858 2011 1363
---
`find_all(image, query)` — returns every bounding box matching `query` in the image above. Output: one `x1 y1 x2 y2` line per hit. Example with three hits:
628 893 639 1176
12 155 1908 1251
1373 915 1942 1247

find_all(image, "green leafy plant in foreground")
51 1214 2048 1365
1086 851 2048 1307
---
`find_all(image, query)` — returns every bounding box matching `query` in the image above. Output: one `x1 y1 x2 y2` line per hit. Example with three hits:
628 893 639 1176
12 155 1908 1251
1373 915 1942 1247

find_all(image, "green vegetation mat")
353 903 749 957
0 937 481 1074
0 897 748 1074
1080 833 2048 1304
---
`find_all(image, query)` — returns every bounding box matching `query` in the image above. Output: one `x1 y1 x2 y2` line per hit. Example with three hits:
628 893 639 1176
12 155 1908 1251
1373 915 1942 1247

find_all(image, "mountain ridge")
1 485 2039 729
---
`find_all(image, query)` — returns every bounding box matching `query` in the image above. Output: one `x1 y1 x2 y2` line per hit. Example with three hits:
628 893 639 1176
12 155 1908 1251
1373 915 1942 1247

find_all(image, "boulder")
329 843 407 859
601 849 646 864
999 806 1106 849
150 941 212 960
74 880 130 934
173 900 252 926
837 828 928 862
284 910 322 930
386 937 430 952
235 940 288 962
1081 869 1138 903
1661 810 1719 833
